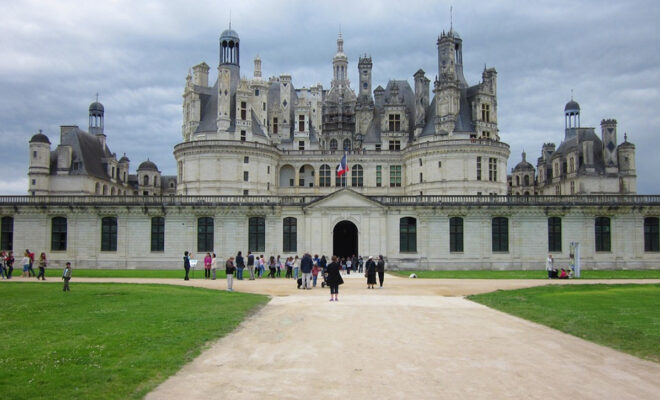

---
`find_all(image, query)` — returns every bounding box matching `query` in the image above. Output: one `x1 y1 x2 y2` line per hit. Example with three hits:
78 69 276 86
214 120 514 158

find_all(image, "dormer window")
481 104 490 122
240 101 247 120
388 114 401 131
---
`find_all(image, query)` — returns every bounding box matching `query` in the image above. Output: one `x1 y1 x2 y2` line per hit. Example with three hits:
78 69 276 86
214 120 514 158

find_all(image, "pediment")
304 189 384 210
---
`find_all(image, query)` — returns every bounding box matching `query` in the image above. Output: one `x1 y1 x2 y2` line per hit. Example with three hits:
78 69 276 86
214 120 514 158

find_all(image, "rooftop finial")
624 132 628 142
229 9 231 30
95 93 99 102
571 89 574 101
450 5 453 31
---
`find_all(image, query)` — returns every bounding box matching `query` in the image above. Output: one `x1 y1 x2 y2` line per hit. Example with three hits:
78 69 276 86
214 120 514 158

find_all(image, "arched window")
197 217 214 252
515 176 520 186
343 139 351 151
492 217 509 252
102 185 108 195
95 182 100 195
151 217 165 252
51 217 67 251
548 217 562 252
400 217 417 253
249 217 265 252
595 217 611 252
111 187 116 195
319 164 331 187
335 165 346 187
569 157 575 173
644 217 659 252
449 217 463 252
351 164 363 187
101 217 117 251
144 175 149 186
1 216 14 251
330 139 338 151
283 217 297 252
524 175 530 186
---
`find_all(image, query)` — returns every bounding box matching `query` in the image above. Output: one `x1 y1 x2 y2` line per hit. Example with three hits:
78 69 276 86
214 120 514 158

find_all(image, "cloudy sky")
1 0 659 194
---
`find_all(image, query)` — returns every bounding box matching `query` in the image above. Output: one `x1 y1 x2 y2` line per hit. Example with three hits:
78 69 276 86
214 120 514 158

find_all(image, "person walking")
365 256 377 289
225 256 236 291
62 262 72 292
546 254 554 279
358 255 363 273
377 255 385 288
276 255 282 278
211 253 218 280
37 252 47 280
5 251 14 279
247 251 255 280
326 255 344 301
236 251 245 280
27 249 36 277
268 256 276 278
300 252 313 289
293 255 300 281
203 253 212 279
21 250 30 278
285 256 293 278
183 251 191 280
258 255 265 278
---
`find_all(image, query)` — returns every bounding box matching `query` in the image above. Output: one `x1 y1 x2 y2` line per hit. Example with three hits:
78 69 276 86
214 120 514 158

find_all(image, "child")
62 262 72 292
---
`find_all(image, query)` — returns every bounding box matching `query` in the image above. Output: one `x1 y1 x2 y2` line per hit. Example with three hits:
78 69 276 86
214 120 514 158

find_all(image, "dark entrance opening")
333 220 358 259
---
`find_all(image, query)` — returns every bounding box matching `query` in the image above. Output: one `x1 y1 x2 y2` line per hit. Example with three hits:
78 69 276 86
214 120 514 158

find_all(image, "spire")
337 31 344 54
450 5 453 31
522 151 526 162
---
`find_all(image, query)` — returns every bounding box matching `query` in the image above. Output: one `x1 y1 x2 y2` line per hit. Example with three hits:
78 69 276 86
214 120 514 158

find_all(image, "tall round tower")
28 130 51 195
217 25 240 132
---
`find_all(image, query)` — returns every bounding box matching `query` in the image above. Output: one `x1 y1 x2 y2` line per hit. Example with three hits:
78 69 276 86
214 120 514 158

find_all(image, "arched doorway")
333 220 358 259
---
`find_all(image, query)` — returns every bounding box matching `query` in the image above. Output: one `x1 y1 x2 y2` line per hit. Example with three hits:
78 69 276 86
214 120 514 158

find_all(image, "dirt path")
128 274 658 400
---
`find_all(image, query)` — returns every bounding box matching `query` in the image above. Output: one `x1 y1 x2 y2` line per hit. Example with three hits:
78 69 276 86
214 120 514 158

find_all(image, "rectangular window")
240 101 247 120
419 172 423 183
390 165 402 187
476 157 482 181
298 115 305 132
389 140 401 151
240 130 246 141
31 179 36 185
388 114 401 131
400 217 417 253
548 217 562 252
419 158 423 166
298 140 305 150
319 165 331 187
254 89 260 96
438 161 442 168
595 217 611 252
197 217 214 252
644 217 659 252
51 217 67 251
262 102 266 111
151 217 165 252
376 165 382 187
244 156 249 164
273 118 278 134
283 217 297 253
492 217 509 252
249 217 265 252
1 216 13 251
375 144 381 151
33 151 37 158
101 217 117 252
488 157 497 182
450 217 464 252
481 104 490 122
243 189 249 195
351 165 363 187
244 171 249 182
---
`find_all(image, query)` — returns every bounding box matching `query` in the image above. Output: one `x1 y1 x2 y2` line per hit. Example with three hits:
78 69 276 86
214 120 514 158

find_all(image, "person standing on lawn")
326 255 343 301
21 250 30 278
62 262 72 291
211 253 218 280
27 249 36 277
546 254 554 279
225 256 236 291
183 251 191 280
376 255 385 288
37 252 47 280
204 253 212 279
0 251 6 280
5 251 14 279
236 251 245 280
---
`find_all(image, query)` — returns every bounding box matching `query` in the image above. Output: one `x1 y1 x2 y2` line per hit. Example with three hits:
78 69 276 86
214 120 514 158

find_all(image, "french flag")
337 153 349 176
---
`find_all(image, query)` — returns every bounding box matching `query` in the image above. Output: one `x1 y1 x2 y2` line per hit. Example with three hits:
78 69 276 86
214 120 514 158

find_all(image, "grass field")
468 284 660 363
0 283 268 400
389 269 660 279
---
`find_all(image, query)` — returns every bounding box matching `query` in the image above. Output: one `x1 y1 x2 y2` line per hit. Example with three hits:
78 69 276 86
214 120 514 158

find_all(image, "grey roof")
58 126 114 180
195 81 218 134
220 28 239 41
138 160 158 171
453 87 474 132
250 109 267 138
564 100 580 111
30 132 50 144
119 155 130 163
89 101 104 113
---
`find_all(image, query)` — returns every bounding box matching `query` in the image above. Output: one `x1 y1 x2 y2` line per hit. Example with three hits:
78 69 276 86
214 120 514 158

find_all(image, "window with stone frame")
449 217 464 252
151 217 165 252
248 217 265 253
488 158 497 182
390 165 402 187
101 217 118 252
351 164 363 187
240 130 246 141
476 157 482 180
298 115 305 132
388 114 401 131
243 171 249 182
389 140 401 151
481 104 490 122
595 217 611 252
399 217 417 253
240 101 247 120
298 141 305 150
376 165 382 187
644 217 659 252
492 217 509 252
51 217 67 251
330 139 338 151
283 217 297 253
273 117 278 134
319 164 331 187
197 217 214 253
548 217 562 252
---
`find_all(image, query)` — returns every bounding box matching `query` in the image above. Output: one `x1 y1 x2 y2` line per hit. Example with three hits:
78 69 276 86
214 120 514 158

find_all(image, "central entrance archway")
333 220 358 259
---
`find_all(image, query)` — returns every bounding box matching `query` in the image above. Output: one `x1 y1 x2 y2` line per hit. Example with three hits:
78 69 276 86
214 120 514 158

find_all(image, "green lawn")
389 269 660 279
468 284 660 362
0 283 268 400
